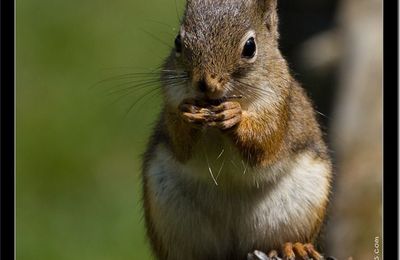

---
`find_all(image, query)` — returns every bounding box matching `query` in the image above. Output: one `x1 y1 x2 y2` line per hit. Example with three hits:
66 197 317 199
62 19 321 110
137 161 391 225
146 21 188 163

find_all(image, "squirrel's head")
162 0 289 108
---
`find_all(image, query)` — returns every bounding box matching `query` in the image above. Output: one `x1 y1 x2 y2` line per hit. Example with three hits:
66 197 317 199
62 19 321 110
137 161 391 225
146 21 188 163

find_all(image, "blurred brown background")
278 0 383 259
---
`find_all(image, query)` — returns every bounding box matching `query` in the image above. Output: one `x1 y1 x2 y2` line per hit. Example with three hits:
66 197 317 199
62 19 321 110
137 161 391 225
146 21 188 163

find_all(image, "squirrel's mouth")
203 95 243 105
196 87 243 103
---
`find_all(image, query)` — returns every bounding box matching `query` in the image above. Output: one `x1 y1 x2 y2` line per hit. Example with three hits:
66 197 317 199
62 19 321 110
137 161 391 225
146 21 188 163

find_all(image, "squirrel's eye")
242 37 256 59
175 35 182 53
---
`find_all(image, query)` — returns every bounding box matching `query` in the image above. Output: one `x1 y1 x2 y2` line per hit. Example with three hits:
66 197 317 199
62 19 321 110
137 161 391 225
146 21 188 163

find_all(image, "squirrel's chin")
202 91 227 101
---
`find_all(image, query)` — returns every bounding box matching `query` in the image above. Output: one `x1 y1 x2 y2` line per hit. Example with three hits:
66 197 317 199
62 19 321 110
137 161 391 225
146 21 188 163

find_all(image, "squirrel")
141 0 333 259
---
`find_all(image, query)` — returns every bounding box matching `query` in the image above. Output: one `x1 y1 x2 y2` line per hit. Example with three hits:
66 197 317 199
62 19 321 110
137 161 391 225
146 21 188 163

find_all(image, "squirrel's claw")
267 250 282 260
281 242 323 260
303 243 323 260
207 101 242 130
178 99 212 127
178 99 242 130
249 243 325 260
181 111 210 123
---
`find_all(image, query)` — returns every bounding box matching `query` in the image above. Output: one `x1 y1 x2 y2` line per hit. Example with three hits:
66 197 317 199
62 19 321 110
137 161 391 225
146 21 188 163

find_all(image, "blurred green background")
17 0 186 259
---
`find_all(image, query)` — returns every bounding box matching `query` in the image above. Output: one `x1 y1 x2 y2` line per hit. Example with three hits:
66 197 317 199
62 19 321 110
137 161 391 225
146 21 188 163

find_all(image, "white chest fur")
145 131 331 259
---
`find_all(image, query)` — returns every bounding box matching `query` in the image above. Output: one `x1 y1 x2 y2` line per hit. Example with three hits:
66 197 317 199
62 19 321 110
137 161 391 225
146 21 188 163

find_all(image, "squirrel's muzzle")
195 74 225 100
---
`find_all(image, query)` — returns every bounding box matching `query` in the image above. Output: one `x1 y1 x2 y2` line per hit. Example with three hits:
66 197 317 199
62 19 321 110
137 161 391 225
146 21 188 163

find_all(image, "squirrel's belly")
144 142 331 259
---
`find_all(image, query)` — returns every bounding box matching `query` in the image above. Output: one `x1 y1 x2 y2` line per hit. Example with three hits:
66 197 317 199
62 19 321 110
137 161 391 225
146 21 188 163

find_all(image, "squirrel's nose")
196 75 222 98
198 79 208 93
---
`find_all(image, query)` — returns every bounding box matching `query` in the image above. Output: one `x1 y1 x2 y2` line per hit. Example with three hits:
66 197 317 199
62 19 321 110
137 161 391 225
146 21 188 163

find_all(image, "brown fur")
165 105 201 162
141 0 332 259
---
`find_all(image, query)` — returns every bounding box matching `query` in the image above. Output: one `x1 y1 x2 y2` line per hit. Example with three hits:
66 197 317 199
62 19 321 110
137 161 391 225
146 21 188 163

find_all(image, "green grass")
17 0 185 259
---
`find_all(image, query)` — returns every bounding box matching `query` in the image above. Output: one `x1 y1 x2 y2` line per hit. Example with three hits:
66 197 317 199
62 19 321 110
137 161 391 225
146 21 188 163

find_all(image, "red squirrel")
141 0 333 259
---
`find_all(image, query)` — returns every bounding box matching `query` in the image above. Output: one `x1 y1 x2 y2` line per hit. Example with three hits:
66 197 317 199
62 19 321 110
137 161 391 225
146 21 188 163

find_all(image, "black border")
383 0 399 259
1 0 395 259
1 0 15 258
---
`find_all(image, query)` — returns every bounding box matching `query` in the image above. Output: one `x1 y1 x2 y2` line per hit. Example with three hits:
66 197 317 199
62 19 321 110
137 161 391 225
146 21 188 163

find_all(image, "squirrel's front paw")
178 98 212 127
207 101 242 130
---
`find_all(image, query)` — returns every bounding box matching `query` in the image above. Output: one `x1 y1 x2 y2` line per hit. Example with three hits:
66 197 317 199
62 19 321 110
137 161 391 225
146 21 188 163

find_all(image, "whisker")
216 149 225 161
315 110 331 120
174 0 182 23
109 78 188 104
109 86 159 107
91 75 158 89
202 140 218 186
234 79 275 99
236 79 275 95
92 69 187 88
108 76 186 92
216 159 225 181
144 88 163 106
140 29 173 49
145 19 177 31
108 80 162 97
241 160 248 175
127 87 163 114
230 82 262 100
124 87 162 117
226 82 250 100
104 75 188 96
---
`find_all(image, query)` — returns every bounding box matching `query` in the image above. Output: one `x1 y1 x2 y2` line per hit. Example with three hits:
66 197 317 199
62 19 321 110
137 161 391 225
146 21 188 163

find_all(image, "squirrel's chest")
144 138 331 259
145 155 270 259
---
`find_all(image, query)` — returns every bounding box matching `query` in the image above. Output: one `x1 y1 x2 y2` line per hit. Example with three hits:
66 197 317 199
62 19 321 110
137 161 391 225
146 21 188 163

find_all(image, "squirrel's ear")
257 0 279 36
